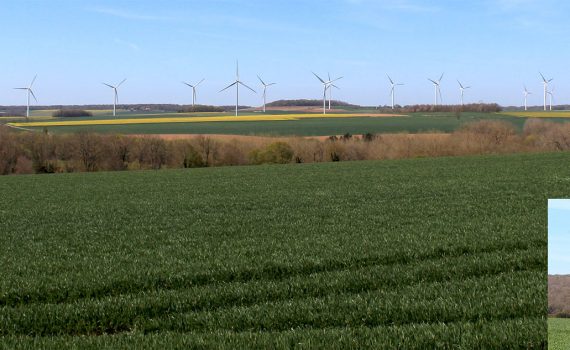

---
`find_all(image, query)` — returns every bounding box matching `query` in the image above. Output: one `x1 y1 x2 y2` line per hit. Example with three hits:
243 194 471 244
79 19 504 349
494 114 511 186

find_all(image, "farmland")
3 109 570 136
1 151 567 348
549 318 570 350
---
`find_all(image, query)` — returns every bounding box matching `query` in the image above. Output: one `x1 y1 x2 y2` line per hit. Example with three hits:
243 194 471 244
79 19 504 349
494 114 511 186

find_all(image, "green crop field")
549 318 570 349
1 152 567 348
6 111 569 136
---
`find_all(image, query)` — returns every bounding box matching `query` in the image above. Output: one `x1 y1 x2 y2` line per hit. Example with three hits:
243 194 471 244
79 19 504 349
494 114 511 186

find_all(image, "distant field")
0 152 565 348
7 113 403 127
501 111 570 118
549 318 570 350
5 110 568 136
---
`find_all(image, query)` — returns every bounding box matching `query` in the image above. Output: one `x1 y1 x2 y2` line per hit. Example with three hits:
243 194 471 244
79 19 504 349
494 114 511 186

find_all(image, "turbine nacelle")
220 61 256 116
102 78 126 117
313 72 343 113
13 75 38 118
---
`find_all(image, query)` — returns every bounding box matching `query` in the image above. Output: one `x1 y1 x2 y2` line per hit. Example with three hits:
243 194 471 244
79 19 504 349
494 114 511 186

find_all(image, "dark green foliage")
52 109 93 118
177 105 225 113
1 152 568 347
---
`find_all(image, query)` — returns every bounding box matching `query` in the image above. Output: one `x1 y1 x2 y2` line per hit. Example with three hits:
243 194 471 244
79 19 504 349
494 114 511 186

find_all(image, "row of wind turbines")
10 64 558 118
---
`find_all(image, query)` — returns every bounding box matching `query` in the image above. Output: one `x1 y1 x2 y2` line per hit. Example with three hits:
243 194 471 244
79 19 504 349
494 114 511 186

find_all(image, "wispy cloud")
114 38 140 51
89 7 174 21
345 0 439 13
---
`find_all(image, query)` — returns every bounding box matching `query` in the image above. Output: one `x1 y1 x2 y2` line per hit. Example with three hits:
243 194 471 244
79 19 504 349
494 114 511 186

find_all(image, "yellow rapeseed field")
501 111 570 118
8 113 400 127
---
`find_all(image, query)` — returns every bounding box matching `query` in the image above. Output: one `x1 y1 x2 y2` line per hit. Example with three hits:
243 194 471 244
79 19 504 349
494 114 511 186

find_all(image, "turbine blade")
457 80 464 89
439 72 444 82
29 89 38 102
219 81 237 92
330 76 343 83
238 81 256 93
428 78 437 84
116 78 127 88
267 82 276 86
548 78 554 83
182 82 193 87
539 72 547 82
312 72 325 84
102 83 115 88
331 84 340 90
14 87 27 90
386 74 394 85
29 74 37 88
465 86 471 89
257 75 266 86
328 72 331 81
196 78 205 86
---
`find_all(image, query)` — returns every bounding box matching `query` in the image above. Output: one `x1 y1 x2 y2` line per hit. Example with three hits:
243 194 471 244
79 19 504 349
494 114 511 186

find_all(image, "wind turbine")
102 79 126 117
387 74 404 109
523 86 532 111
457 80 471 106
547 86 555 111
182 79 205 107
326 73 342 110
14 75 37 118
257 75 276 113
539 72 553 111
428 73 444 106
220 61 256 117
313 72 342 114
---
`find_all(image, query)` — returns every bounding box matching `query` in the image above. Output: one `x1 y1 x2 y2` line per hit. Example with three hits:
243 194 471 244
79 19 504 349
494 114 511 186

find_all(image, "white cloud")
114 38 140 51
89 7 174 21
345 0 439 12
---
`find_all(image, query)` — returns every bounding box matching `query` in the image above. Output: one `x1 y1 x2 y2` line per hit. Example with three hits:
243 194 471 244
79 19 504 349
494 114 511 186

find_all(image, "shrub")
177 105 225 113
362 133 376 142
52 109 93 118
249 142 294 165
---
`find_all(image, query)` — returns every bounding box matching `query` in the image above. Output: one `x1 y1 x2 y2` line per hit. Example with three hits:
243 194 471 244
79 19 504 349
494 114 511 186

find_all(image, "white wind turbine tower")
387 74 404 109
539 72 553 111
313 72 342 114
14 75 38 119
457 80 471 106
220 61 256 117
257 75 276 113
182 79 205 107
428 73 444 106
326 73 342 110
547 86 555 111
102 79 126 117
523 86 532 111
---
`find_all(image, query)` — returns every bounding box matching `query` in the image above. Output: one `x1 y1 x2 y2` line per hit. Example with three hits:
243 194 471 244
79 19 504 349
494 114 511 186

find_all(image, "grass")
6 111 569 136
1 151 567 348
549 318 570 349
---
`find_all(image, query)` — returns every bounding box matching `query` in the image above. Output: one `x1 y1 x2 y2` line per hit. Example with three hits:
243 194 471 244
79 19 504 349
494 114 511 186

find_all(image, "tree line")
1 119 569 176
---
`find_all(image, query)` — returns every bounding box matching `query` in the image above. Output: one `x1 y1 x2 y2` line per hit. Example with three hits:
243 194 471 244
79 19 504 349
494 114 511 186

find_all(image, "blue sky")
1 0 569 107
549 199 570 275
